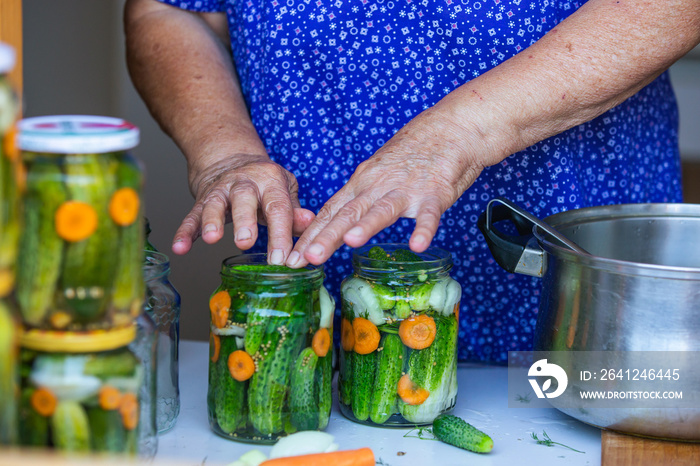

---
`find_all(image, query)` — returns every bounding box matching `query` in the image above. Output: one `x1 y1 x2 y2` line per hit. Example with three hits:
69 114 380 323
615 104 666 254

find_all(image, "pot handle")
477 198 546 277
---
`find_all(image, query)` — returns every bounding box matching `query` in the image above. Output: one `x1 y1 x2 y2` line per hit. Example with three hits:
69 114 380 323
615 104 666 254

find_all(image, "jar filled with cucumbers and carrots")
0 42 21 446
17 325 154 456
339 243 461 426
15 116 144 331
207 254 335 444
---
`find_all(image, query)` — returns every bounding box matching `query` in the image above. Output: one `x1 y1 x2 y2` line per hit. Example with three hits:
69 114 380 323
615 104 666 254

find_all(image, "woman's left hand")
285 103 498 267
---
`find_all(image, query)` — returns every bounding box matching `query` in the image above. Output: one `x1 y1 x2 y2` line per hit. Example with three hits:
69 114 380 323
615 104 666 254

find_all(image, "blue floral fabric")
160 0 681 362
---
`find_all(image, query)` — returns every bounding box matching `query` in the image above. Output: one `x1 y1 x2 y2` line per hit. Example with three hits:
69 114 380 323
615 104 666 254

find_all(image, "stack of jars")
4 112 156 457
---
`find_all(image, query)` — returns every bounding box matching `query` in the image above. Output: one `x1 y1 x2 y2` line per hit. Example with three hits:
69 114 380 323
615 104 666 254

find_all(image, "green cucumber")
83 352 138 379
339 349 353 407
18 388 48 447
111 154 144 314
351 352 376 421
369 334 404 424
400 315 458 423
87 407 126 452
316 336 333 429
0 301 16 444
432 414 494 453
60 154 119 323
215 336 246 434
289 347 318 431
16 161 66 326
51 400 91 452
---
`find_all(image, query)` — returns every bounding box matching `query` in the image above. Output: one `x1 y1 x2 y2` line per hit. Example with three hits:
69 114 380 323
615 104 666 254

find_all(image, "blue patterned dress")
160 0 681 362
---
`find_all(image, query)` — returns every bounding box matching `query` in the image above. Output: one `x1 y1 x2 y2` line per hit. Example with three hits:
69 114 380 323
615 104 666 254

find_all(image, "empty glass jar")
339 243 461 426
16 115 144 331
144 250 181 433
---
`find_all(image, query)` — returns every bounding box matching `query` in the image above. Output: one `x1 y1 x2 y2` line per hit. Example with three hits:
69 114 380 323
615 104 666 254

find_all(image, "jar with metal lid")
17 325 155 456
338 243 461 426
207 254 335 444
0 42 20 446
144 250 181 433
15 115 144 331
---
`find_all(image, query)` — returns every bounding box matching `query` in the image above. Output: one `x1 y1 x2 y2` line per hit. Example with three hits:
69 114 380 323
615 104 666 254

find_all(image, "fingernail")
307 243 324 258
236 228 252 241
287 251 300 267
203 224 217 235
413 234 426 245
173 238 183 243
346 226 364 238
270 249 284 265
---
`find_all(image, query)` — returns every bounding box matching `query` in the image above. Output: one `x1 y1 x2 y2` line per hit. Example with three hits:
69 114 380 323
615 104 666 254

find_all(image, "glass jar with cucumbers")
207 254 335 444
339 243 461 426
17 325 155 456
15 115 144 331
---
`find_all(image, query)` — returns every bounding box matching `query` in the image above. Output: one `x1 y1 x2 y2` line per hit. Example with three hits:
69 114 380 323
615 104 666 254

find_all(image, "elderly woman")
124 0 700 361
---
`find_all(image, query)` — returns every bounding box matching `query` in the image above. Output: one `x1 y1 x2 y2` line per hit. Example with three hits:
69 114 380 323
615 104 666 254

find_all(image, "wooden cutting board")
602 430 700 466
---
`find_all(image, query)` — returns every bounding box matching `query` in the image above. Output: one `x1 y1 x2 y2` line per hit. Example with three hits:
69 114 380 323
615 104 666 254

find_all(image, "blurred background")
19 0 700 342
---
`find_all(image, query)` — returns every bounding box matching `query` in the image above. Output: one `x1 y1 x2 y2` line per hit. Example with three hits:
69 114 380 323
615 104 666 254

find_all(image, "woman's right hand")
171 154 315 265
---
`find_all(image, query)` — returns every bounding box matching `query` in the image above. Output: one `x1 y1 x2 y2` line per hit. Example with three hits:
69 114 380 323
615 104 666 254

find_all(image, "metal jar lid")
20 324 137 353
17 115 140 154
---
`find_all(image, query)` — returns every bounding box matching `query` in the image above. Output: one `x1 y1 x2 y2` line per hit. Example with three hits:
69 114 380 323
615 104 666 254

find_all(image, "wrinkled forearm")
123 0 268 184
436 0 700 169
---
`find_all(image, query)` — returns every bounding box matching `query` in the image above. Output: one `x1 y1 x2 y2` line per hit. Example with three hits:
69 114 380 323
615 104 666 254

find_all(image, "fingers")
343 191 407 248
229 182 260 251
200 189 230 244
292 208 315 236
172 203 204 255
260 187 295 265
409 199 442 253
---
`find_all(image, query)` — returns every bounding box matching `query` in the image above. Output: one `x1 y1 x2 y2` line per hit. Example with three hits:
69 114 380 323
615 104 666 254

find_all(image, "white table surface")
154 341 601 466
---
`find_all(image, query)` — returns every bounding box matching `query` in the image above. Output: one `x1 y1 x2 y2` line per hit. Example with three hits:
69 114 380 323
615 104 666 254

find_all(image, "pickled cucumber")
51 400 91 452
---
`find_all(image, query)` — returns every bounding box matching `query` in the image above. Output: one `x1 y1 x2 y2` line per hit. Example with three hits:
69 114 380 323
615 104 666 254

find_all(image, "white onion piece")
441 279 462 316
427 279 448 312
212 323 246 337
269 431 337 459
319 286 335 329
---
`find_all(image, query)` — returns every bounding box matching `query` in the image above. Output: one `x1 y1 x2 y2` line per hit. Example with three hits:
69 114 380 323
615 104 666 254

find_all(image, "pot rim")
534 203 700 279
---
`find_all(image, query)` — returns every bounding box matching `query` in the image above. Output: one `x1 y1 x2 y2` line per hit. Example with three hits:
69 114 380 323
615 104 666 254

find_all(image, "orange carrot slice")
209 290 231 329
228 350 255 381
109 187 140 226
454 302 460 322
98 385 122 411
260 447 375 466
2 125 18 161
119 393 140 430
54 201 98 242
341 317 355 352
352 317 380 355
398 314 436 350
397 374 429 406
49 311 72 330
31 387 57 417
312 327 331 357
210 332 221 363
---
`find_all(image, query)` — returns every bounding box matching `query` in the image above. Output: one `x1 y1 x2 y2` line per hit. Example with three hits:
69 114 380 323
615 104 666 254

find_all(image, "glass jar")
15 115 144 331
130 311 158 457
207 254 335 444
17 325 153 456
144 250 181 433
0 42 20 446
339 243 461 426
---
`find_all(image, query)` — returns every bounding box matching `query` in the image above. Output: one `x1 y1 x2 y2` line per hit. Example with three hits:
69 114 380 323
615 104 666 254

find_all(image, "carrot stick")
260 447 375 466
210 332 221 363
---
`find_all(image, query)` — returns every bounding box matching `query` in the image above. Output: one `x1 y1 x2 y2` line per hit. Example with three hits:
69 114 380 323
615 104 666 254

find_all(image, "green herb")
515 393 532 403
403 427 439 441
531 431 585 454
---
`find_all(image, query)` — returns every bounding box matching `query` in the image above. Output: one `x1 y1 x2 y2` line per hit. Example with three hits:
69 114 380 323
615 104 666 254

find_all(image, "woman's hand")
286 103 500 267
172 154 315 263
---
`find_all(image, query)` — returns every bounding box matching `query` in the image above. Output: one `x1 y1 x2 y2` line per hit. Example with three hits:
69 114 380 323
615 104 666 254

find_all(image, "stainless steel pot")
478 198 700 441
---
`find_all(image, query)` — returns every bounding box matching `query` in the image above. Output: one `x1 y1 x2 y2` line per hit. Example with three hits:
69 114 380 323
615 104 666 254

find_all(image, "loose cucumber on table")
60 154 119 323
432 413 494 453
15 161 67 326
369 333 404 424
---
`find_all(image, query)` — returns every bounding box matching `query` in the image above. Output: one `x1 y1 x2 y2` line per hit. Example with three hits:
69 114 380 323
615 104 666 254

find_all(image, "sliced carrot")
398 314 436 350
312 327 331 357
55 201 99 242
210 332 221 363
49 310 72 330
98 385 122 411
340 317 355 352
119 393 140 431
2 125 18 162
209 290 231 329
109 187 140 226
228 350 255 381
454 302 460 322
352 317 380 355
31 387 58 417
259 447 375 466
397 374 429 406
